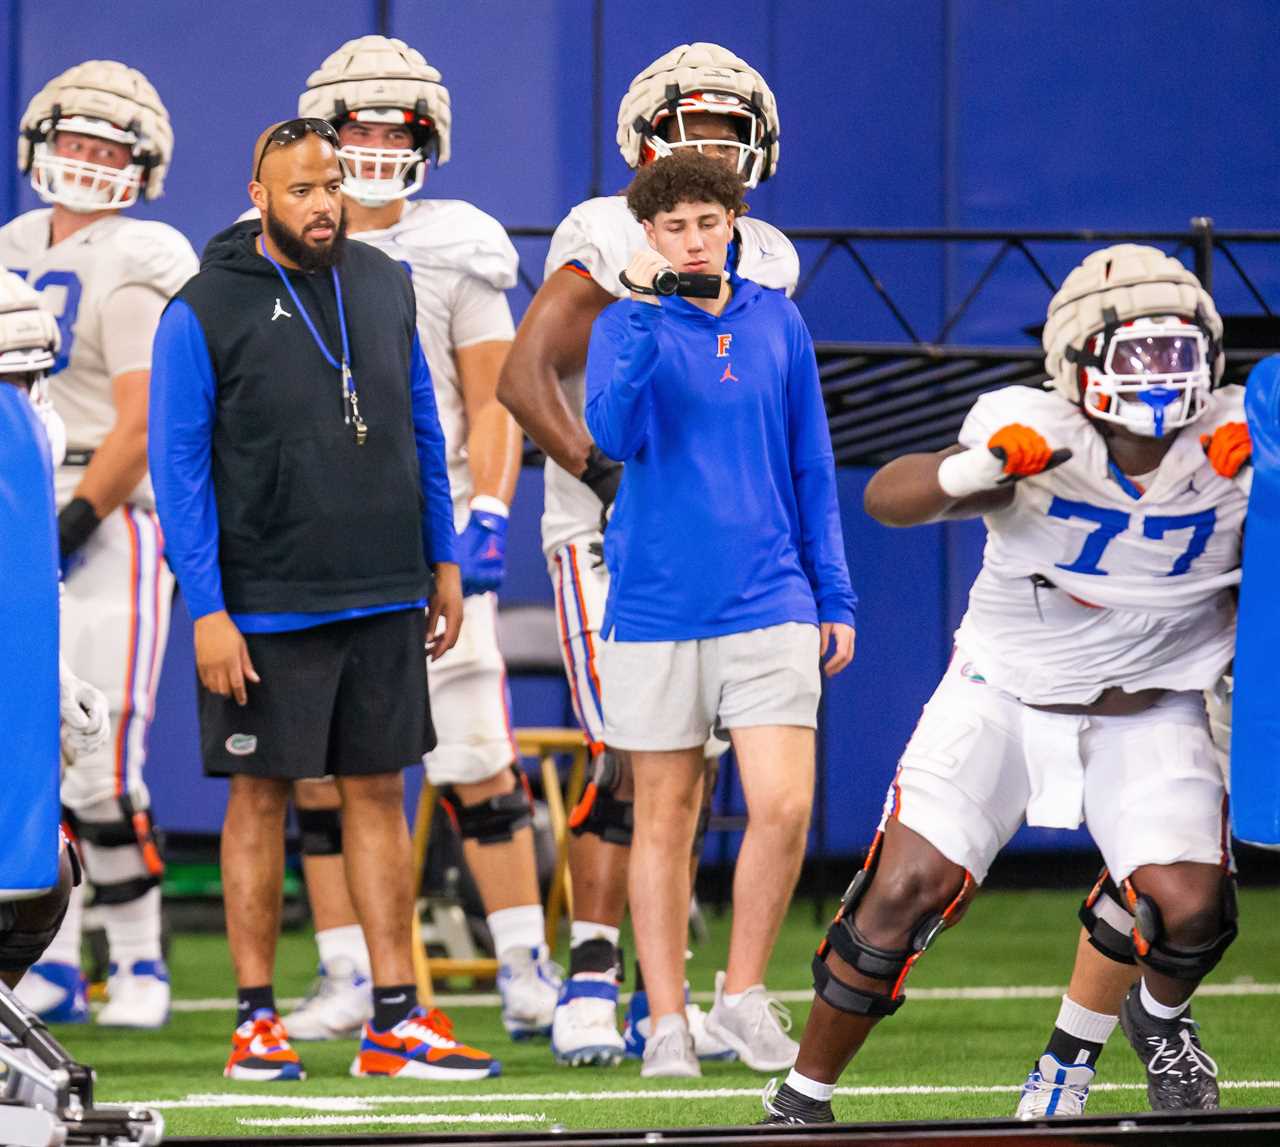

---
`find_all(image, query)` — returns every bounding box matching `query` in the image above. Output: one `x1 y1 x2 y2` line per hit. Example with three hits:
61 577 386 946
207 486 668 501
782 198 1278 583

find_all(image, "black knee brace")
66 795 163 906
1124 874 1239 982
297 807 343 857
1079 868 1136 965
568 750 633 846
443 767 534 845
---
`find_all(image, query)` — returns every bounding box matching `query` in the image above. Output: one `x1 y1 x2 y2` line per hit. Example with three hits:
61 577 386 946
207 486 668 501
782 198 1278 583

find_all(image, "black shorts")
199 608 433 780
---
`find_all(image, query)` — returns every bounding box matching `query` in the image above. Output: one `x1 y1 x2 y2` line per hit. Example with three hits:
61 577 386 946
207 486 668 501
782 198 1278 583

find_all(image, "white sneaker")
1016 1053 1094 1118
640 1016 700 1079
281 959 372 1041
96 960 170 1028
497 944 562 1039
703 971 798 1072
550 973 625 1067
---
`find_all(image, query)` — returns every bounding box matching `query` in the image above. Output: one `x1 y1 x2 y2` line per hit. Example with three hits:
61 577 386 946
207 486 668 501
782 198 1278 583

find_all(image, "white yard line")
239 1112 547 1128
126 1080 1280 1112
168 980 1280 1013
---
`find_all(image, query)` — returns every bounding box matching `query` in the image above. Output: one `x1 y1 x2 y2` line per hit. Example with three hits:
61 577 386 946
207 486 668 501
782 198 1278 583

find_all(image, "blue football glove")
457 497 509 597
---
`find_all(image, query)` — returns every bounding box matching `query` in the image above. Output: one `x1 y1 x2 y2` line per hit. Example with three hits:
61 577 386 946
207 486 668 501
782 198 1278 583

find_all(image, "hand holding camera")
620 248 722 301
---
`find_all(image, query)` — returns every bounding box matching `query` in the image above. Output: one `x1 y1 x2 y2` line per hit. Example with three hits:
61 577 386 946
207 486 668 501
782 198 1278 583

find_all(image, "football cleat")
497 944 561 1040
281 959 372 1040
14 962 89 1024
624 987 736 1061
1120 986 1219 1110
703 971 798 1072
96 959 170 1028
351 1006 500 1081
1015 1053 1094 1119
551 973 625 1067
224 1009 305 1081
759 1078 835 1125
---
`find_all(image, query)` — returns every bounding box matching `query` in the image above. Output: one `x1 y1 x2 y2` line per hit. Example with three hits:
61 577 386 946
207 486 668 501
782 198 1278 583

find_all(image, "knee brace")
1079 868 1136 965
0 856 75 973
568 750 633 846
442 767 534 845
66 795 163 906
1123 874 1238 982
297 807 343 857
813 840 971 1018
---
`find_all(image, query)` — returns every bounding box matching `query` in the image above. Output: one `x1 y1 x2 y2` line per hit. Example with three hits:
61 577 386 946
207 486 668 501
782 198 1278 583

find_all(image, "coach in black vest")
149 120 490 1079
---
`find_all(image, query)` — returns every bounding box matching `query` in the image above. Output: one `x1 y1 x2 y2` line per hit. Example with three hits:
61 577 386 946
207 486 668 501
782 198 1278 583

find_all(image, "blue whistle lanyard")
257 235 366 441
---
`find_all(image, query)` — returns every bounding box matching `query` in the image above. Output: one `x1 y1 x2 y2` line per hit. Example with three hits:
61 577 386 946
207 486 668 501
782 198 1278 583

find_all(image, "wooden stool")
410 727 590 1006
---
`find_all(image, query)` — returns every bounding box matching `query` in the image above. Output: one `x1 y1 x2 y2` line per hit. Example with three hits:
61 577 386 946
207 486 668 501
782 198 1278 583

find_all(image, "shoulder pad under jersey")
735 216 799 296
391 200 517 291
105 219 198 297
959 383 1084 451
544 196 638 297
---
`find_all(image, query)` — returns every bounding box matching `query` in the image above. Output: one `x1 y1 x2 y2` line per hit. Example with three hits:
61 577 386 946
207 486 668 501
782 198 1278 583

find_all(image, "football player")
275 35 556 1048
498 43 800 1070
0 62 197 1028
762 245 1249 1124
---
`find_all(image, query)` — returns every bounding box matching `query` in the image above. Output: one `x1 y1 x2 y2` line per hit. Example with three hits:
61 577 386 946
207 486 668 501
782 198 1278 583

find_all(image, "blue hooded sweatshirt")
585 274 856 642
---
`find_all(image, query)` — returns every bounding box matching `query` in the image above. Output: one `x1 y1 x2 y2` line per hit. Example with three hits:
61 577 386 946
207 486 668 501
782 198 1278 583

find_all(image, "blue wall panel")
0 0 16 226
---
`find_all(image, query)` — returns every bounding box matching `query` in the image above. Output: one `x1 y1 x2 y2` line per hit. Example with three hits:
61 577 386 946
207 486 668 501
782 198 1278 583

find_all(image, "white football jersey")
347 200 517 531
953 383 1248 704
0 210 197 509
539 194 800 557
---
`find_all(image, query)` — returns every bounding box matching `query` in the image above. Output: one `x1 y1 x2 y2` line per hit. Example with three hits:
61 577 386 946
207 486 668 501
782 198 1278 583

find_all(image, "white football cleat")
13 962 89 1024
550 973 625 1067
96 960 170 1028
281 959 373 1041
1016 1053 1094 1119
497 944 561 1039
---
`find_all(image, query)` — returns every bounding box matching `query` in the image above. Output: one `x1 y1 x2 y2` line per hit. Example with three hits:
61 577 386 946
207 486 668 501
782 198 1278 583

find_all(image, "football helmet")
0 266 65 465
18 60 173 212
299 35 451 207
1043 244 1223 438
617 42 779 188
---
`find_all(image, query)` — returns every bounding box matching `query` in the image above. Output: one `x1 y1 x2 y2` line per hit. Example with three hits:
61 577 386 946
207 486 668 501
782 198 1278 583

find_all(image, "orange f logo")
716 333 733 358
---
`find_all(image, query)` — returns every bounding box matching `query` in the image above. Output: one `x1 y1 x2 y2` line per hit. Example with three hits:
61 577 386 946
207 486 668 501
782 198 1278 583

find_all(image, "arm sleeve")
410 333 458 565
147 299 224 620
100 283 169 378
786 309 857 626
584 302 662 461
449 275 515 349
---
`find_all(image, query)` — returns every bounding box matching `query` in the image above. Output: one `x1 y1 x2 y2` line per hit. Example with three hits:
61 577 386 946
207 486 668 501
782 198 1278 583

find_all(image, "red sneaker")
350 1006 500 1081
224 1010 305 1081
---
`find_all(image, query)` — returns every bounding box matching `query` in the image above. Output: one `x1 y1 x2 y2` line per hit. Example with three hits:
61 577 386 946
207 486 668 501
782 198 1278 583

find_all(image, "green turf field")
44 888 1280 1136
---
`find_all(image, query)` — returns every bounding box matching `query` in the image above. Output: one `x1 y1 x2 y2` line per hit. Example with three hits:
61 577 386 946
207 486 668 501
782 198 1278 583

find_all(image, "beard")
264 202 347 272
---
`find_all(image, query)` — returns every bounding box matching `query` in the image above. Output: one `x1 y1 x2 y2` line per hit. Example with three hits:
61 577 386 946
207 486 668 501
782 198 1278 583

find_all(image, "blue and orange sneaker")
224 1009 305 1081
350 1006 500 1081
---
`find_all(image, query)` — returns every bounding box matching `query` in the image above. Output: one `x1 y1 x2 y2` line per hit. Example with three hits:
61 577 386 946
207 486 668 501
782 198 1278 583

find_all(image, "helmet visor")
1106 331 1204 377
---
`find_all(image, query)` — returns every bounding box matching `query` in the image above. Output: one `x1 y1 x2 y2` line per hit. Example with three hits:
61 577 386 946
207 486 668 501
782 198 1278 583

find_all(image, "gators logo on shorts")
225 733 258 756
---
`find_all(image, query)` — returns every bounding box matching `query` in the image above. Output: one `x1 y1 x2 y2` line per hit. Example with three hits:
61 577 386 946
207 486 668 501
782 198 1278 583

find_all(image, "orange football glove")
1199 421 1251 478
987 423 1053 477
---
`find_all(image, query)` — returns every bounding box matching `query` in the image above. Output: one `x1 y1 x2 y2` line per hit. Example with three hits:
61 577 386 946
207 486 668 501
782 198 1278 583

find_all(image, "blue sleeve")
148 299 225 621
410 333 457 565
585 301 662 461
785 307 857 627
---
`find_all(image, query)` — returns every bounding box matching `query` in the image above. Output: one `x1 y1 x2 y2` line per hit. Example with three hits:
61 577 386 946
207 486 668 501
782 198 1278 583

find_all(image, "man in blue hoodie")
585 150 857 1078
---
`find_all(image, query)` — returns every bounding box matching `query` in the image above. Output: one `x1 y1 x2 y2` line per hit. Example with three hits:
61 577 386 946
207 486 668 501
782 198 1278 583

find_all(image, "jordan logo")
271 298 292 322
720 361 739 383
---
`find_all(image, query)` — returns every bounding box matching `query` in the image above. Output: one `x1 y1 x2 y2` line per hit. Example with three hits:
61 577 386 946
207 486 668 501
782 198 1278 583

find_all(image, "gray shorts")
601 622 821 751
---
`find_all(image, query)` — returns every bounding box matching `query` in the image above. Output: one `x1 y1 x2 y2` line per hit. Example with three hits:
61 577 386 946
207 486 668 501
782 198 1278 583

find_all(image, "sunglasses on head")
254 117 340 181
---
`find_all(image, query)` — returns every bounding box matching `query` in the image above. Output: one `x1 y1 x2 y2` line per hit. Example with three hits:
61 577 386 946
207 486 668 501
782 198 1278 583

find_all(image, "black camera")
619 268 722 299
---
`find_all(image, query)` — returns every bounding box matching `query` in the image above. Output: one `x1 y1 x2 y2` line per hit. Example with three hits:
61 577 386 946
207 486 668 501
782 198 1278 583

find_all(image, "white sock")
1054 993 1119 1045
785 1068 835 1102
570 921 620 952
652 1011 689 1039
101 886 164 969
42 881 84 967
722 983 761 1007
315 923 371 975
1140 977 1189 1021
488 904 546 958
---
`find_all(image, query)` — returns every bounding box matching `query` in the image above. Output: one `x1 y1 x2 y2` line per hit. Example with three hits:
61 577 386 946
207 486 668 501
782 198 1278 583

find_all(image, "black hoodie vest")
174 221 431 614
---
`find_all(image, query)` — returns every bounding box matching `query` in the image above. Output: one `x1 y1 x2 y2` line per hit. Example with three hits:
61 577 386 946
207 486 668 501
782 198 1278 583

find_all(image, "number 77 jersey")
952 383 1248 706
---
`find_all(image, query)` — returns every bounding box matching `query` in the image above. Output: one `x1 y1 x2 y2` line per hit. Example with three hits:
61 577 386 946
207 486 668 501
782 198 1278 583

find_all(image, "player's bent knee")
0 853 75 975
1123 872 1238 981
297 807 343 857
442 766 533 845
1079 868 1137 964
568 750 634 847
